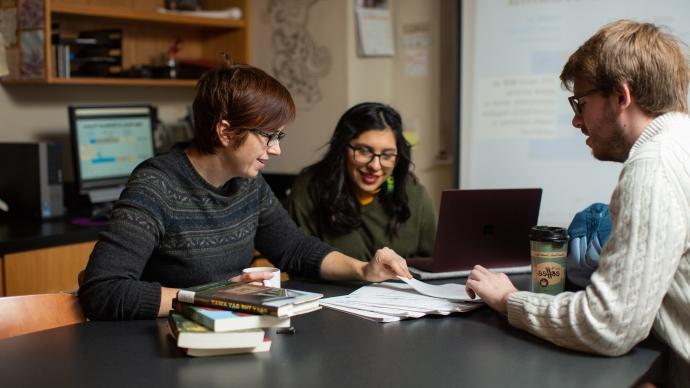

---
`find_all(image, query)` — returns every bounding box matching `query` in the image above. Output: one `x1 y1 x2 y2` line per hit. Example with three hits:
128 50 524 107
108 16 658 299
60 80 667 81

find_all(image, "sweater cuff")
137 283 163 319
506 291 532 331
308 244 336 279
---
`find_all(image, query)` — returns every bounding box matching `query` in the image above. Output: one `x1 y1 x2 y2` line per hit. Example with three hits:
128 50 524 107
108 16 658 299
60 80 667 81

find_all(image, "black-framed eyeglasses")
347 144 398 168
253 129 285 147
568 88 599 116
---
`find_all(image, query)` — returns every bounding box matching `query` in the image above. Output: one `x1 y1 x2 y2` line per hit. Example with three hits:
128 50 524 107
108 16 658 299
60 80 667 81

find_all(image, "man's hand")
465 265 518 314
361 247 412 282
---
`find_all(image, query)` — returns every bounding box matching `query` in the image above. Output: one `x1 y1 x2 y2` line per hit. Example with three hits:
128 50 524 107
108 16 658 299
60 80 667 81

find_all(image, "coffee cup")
529 226 568 294
242 267 281 288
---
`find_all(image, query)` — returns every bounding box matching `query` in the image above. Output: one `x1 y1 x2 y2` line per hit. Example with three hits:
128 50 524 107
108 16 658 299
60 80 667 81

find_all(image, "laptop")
407 188 542 278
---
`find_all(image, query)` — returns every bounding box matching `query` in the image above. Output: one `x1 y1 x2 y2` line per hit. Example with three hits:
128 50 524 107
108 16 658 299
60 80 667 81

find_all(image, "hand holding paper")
397 276 481 302
361 247 412 282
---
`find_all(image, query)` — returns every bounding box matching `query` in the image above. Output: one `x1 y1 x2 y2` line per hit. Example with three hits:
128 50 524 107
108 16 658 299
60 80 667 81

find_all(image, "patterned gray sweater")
78 144 333 320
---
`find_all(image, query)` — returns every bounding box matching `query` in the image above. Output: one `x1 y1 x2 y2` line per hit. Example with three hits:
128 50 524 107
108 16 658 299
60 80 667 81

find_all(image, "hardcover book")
167 312 265 349
176 280 323 318
173 299 291 332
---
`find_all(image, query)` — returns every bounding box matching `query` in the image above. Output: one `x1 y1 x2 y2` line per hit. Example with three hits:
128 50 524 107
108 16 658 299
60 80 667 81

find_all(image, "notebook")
406 188 542 279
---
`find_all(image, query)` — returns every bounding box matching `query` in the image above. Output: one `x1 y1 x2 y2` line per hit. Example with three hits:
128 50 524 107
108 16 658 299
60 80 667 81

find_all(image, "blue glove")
567 203 612 288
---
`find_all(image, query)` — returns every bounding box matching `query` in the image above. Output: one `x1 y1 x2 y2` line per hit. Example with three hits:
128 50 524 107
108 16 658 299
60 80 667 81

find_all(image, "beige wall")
251 0 349 174
345 1 393 104
389 0 454 209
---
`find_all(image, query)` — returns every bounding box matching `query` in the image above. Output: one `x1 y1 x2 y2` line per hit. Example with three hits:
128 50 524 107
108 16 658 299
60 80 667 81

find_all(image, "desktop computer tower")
0 142 64 218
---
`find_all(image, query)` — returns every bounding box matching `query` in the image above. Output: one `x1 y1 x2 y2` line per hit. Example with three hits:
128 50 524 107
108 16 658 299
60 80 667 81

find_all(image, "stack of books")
168 280 323 357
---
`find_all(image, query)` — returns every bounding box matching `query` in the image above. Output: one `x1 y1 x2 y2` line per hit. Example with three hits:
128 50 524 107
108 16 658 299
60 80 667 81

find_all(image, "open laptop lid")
410 188 542 272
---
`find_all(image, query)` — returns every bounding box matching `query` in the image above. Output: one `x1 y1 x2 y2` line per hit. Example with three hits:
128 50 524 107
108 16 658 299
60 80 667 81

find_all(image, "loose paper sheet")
355 7 395 56
320 282 482 323
397 276 479 302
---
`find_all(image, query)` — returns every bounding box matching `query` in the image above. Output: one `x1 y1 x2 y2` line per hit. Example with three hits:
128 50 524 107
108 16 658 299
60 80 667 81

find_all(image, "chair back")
0 293 86 340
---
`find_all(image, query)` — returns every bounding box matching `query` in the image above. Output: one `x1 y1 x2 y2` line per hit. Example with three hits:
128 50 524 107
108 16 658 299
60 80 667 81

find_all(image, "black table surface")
0 277 662 388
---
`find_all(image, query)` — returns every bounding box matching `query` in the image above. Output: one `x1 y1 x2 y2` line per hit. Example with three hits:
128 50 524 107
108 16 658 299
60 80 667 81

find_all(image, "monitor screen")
69 104 156 203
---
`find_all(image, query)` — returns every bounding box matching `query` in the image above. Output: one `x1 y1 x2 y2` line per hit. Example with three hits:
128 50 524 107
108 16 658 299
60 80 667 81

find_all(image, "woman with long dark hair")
288 102 436 260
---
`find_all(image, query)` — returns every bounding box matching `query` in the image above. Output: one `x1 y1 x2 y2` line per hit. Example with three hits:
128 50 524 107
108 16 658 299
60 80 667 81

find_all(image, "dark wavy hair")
304 102 414 238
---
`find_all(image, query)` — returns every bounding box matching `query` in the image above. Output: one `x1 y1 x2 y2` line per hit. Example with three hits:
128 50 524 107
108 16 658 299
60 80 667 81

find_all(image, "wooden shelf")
1 0 249 86
2 77 198 86
51 3 245 29
52 77 198 86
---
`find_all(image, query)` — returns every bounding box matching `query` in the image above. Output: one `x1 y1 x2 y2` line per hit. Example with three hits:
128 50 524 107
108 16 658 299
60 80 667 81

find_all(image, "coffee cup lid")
530 226 568 242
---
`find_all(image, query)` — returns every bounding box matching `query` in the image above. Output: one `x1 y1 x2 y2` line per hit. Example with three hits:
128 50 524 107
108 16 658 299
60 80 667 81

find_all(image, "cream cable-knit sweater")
507 112 690 363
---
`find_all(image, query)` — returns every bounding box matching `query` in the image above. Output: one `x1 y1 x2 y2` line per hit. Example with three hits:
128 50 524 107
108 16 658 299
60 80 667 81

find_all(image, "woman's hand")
361 247 412 282
465 265 518 314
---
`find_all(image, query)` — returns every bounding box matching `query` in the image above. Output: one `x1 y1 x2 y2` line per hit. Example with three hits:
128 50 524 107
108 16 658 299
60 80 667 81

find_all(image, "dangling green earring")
385 176 395 193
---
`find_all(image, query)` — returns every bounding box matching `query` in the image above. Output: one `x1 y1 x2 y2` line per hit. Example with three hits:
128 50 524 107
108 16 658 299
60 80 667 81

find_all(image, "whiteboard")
459 0 690 226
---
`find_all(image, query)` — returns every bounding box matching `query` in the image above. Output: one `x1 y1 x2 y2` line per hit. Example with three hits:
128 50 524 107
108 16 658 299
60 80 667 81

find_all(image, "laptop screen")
410 188 542 273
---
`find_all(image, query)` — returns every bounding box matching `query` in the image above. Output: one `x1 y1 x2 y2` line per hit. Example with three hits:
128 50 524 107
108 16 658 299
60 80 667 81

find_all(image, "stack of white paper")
319 279 484 323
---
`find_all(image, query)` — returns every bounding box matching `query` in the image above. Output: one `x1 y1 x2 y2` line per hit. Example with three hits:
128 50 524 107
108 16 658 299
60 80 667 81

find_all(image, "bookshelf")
2 0 250 86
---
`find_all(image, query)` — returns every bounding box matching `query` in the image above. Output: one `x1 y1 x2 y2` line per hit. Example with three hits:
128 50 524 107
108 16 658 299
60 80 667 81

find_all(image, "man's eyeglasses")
253 129 285 147
348 145 398 168
568 88 599 116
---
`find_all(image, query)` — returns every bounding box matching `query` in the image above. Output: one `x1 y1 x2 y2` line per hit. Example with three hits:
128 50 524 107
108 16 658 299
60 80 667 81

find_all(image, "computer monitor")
68 104 156 209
